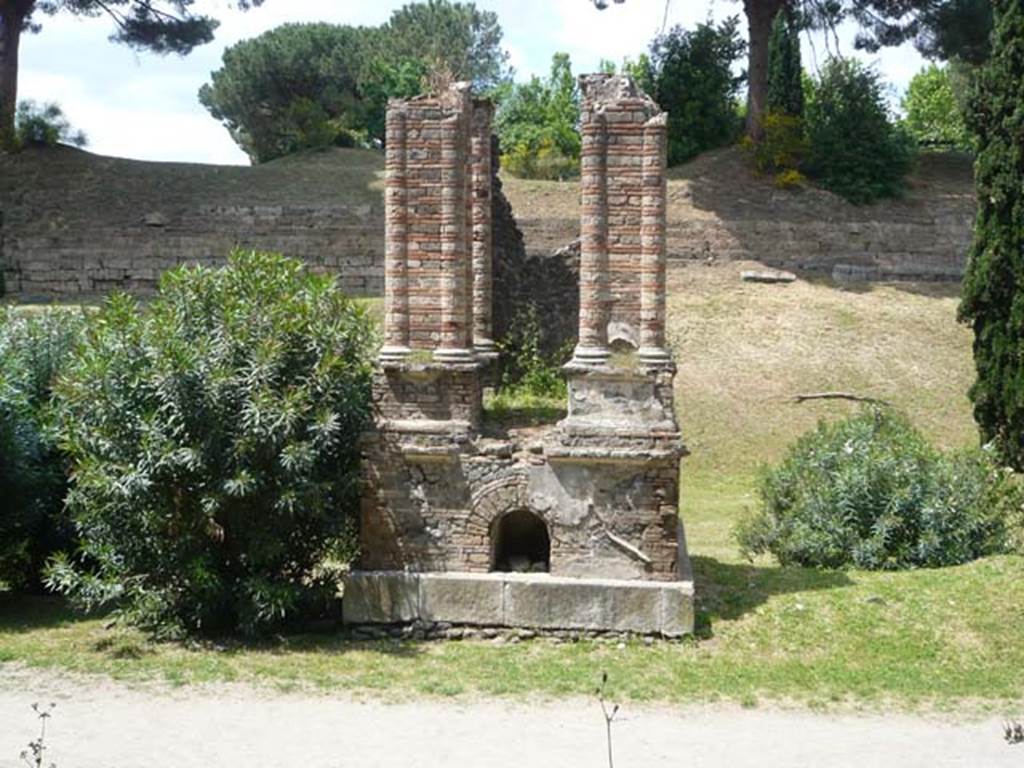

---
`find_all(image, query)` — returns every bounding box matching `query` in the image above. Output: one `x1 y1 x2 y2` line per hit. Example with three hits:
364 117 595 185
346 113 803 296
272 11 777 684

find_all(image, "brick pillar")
639 112 672 368
434 110 474 362
573 108 610 367
380 106 410 362
471 100 496 357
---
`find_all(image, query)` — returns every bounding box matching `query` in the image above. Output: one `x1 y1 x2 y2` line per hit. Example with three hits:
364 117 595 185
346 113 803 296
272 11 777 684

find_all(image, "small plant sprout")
1004 720 1024 745
596 671 621 768
20 702 57 768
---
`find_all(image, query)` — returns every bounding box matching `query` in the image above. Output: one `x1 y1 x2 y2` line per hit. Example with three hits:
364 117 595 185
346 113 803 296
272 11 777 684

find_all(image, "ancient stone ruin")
343 76 694 636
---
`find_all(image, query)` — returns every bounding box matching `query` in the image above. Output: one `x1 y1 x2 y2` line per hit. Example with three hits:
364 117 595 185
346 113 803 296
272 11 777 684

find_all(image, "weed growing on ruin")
20 702 56 768
486 306 567 423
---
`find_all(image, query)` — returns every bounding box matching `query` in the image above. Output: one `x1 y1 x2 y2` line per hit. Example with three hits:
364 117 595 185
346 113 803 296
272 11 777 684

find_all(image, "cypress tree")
959 0 1024 468
767 10 803 117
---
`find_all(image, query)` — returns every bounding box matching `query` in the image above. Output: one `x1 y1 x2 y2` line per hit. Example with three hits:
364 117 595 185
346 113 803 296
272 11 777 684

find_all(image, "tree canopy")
494 52 580 179
200 1 511 163
594 0 995 136
0 0 263 150
648 16 747 165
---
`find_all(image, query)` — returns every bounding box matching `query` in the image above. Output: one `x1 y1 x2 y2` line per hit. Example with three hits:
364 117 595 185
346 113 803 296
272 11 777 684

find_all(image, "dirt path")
0 669 1016 768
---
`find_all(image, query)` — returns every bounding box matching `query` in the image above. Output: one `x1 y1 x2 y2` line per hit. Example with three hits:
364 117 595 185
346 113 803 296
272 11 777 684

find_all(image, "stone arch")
466 473 553 571
491 508 550 572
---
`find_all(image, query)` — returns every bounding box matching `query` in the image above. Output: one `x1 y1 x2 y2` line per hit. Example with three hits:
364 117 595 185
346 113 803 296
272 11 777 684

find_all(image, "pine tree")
959 0 1024 468
767 9 803 117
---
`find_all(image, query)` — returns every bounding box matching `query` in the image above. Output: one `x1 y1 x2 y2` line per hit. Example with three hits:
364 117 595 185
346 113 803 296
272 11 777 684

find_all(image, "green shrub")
15 101 88 149
46 252 375 636
804 58 917 204
0 308 85 591
902 64 972 151
736 408 1021 570
742 110 808 185
649 17 747 166
501 137 579 181
495 53 580 180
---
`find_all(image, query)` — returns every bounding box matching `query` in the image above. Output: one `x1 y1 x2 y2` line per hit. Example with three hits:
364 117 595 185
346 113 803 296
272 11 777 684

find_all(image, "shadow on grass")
786 268 963 300
691 555 853 640
0 592 77 634
0 591 426 663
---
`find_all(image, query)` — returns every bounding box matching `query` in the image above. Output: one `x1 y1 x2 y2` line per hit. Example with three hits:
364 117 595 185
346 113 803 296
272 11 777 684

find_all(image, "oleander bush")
736 408 1023 570
0 308 85 591
46 252 375 636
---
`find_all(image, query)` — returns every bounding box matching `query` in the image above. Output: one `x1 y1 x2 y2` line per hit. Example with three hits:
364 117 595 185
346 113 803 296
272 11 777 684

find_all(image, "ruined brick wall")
0 146 385 299
0 140 521 304
359 440 683 580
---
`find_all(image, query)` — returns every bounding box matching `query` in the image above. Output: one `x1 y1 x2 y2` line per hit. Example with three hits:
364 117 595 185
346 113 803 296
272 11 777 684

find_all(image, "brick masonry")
358 79 691 636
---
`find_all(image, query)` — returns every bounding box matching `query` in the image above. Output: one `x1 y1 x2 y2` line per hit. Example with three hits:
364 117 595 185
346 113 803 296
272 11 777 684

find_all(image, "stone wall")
1 143 975 304
0 146 387 300
507 149 976 284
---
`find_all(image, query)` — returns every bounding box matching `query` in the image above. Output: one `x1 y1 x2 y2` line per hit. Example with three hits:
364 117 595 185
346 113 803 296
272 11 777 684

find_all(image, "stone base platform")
340 571 694 637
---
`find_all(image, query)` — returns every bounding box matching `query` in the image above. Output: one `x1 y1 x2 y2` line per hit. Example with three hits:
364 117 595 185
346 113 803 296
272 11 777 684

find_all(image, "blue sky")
18 0 928 165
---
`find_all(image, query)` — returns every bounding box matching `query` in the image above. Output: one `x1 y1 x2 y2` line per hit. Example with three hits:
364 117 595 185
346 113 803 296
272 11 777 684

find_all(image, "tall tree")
384 0 510 91
767 7 803 116
958 0 1024 468
744 0 789 136
593 0 994 136
0 0 262 152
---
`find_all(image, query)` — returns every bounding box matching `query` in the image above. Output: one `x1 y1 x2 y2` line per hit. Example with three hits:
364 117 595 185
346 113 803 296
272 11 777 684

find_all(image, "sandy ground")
0 669 1018 768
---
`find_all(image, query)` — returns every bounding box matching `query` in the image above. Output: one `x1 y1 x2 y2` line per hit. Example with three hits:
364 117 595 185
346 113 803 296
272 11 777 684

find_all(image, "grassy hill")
6 147 1017 712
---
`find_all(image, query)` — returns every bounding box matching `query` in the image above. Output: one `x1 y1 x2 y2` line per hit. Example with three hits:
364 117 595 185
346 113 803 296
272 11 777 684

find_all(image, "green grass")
483 386 566 426
3 473 1023 710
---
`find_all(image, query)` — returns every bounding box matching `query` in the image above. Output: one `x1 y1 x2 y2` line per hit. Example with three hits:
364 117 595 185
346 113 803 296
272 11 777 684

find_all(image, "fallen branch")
792 392 891 406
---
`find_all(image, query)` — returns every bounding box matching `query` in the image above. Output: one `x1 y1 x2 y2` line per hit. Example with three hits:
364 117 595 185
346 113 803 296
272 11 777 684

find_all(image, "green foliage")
495 53 580 180
26 1 265 55
0 308 85 591
767 11 803 117
15 101 87 149
383 0 509 90
497 306 567 401
198 24 393 164
741 110 808 185
199 2 509 163
959 0 1024 472
803 58 916 204
901 64 972 151
486 307 568 423
649 17 747 166
737 409 1020 570
46 252 375 636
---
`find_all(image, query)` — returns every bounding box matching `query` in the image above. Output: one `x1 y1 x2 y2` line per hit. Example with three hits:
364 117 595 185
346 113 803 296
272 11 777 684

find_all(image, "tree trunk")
745 0 786 140
0 3 25 152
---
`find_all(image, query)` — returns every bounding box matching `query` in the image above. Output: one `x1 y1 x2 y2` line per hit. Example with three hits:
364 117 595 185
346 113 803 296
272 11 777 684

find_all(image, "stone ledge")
340 570 694 637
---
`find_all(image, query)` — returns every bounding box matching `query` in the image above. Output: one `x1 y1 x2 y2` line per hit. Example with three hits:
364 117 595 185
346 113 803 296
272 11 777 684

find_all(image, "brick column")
471 100 496 357
380 106 410 362
572 108 610 367
639 112 672 368
434 111 474 363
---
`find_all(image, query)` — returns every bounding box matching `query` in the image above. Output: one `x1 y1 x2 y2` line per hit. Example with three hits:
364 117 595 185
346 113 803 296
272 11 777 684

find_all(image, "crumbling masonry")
344 77 694 636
